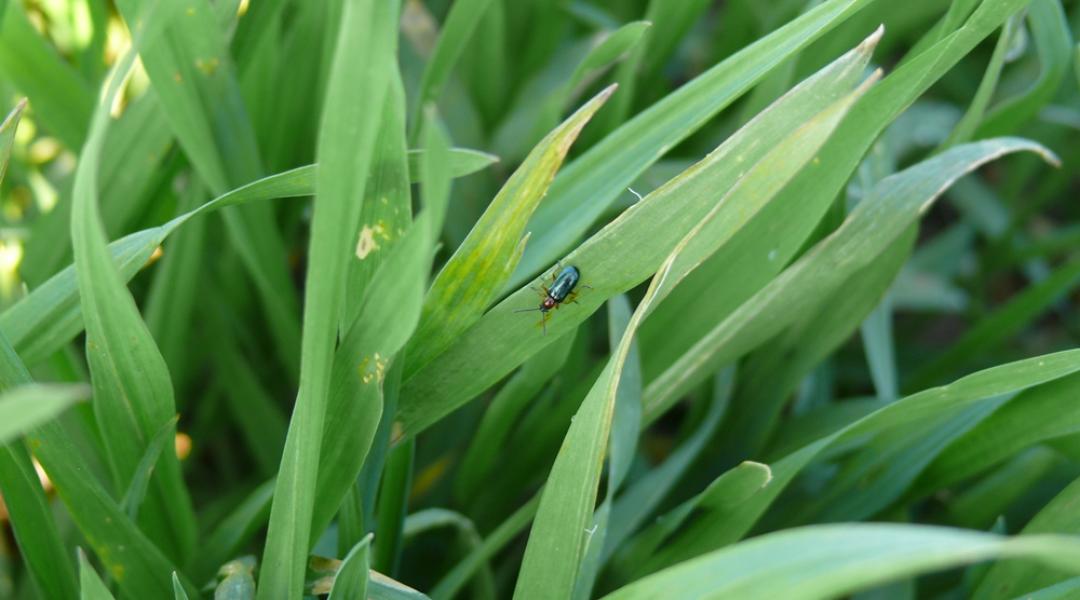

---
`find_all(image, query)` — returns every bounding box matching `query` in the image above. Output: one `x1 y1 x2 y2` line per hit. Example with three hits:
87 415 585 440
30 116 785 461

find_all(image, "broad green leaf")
974 0 1073 138
259 0 398 596
70 6 196 562
974 476 1080 598
329 535 373 600
643 139 1057 421
601 524 1080 600
407 85 613 374
0 383 87 444
397 30 881 439
78 549 116 600
508 0 877 289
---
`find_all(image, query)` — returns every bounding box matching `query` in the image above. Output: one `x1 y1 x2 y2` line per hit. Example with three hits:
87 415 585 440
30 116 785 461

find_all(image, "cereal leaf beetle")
515 263 590 334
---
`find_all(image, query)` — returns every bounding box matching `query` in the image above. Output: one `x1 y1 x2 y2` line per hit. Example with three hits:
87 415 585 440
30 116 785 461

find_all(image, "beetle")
515 264 587 335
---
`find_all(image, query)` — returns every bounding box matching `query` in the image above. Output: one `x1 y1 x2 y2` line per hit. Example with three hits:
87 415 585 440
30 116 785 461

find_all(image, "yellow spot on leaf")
356 225 379 259
195 57 220 76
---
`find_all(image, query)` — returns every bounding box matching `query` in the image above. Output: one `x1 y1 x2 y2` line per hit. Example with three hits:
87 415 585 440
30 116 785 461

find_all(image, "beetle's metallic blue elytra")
515 264 584 335
544 265 580 307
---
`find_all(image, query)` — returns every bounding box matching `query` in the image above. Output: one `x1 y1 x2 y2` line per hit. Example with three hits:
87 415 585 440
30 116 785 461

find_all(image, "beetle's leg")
566 290 580 305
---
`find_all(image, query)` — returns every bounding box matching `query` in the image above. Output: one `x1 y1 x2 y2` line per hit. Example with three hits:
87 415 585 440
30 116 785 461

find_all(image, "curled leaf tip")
742 461 773 486
861 24 885 52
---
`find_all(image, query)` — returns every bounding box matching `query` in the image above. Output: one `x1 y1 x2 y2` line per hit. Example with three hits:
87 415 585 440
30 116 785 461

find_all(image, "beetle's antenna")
513 307 541 313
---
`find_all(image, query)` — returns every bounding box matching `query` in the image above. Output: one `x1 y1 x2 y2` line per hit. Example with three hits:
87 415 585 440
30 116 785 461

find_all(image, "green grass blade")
215 343 287 477
345 68 411 329
0 383 87 444
915 371 1080 495
78 548 116 600
0 2 91 149
601 524 1080 600
974 475 1080 598
70 8 197 562
491 21 649 162
410 0 498 139
639 0 1034 383
455 329 576 501
406 85 614 374
974 0 1073 138
329 534 373 600
611 461 773 579
0 333 195 598
404 510 494 599
941 14 1020 147
0 97 25 185
113 0 303 380
601 371 733 563
1024 577 1080 600
0 438 79 599
644 139 1057 421
144 184 207 389
659 349 1080 560
397 31 880 440
716 230 913 457
121 415 181 522
906 257 1080 390
186 479 275 585
1 143 489 370
571 295 643 599
259 0 397 594
507 0 876 289
431 496 540 600
172 572 189 600
515 215 703 598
